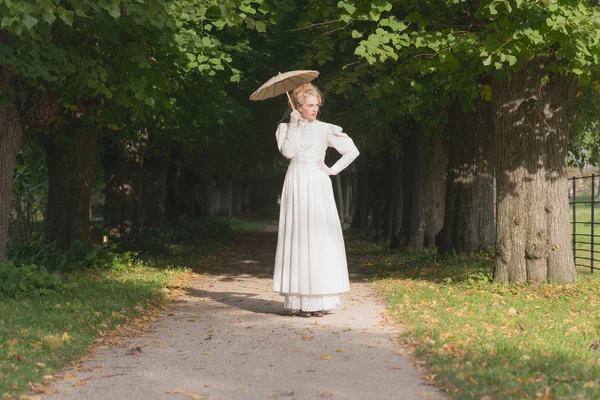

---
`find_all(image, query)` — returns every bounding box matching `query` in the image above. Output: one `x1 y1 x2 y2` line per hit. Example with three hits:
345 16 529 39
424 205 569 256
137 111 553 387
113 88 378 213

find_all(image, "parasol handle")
279 73 295 111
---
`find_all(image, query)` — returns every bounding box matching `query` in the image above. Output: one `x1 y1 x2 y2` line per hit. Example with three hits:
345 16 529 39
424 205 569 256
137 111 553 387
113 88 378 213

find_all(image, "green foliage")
115 218 232 256
7 241 139 273
0 263 178 397
0 262 65 298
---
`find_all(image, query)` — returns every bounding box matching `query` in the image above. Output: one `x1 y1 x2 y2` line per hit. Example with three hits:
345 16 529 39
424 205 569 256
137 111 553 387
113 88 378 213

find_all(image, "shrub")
0 262 67 297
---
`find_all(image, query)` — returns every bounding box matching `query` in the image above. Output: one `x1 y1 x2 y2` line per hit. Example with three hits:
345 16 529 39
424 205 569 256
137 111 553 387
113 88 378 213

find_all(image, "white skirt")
283 294 341 312
273 163 350 295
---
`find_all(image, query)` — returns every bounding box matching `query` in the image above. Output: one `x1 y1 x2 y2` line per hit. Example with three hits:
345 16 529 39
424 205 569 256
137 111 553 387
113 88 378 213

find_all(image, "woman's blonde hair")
292 83 323 109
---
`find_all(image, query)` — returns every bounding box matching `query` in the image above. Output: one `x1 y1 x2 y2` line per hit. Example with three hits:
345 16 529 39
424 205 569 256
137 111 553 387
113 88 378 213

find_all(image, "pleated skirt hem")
282 294 341 312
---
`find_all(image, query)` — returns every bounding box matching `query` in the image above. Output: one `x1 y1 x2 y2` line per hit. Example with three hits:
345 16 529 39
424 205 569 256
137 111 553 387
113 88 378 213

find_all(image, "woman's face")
298 95 320 121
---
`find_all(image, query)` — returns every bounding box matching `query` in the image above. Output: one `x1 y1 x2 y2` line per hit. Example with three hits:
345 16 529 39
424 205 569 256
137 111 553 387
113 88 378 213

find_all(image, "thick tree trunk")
142 134 170 228
391 127 447 249
40 117 98 248
0 61 60 260
0 93 26 261
493 59 578 284
100 130 147 236
437 100 495 254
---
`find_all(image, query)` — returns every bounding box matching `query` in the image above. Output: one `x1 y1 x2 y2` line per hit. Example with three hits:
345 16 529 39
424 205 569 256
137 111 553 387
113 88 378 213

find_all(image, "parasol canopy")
249 70 319 109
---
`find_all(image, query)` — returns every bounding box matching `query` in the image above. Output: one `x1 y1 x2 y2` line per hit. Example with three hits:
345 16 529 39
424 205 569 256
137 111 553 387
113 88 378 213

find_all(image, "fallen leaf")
320 392 333 398
335 349 346 353
43 336 64 349
28 382 46 394
320 354 331 360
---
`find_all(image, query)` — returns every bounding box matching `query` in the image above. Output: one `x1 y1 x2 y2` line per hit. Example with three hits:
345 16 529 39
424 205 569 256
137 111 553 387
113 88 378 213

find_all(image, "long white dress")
273 117 360 312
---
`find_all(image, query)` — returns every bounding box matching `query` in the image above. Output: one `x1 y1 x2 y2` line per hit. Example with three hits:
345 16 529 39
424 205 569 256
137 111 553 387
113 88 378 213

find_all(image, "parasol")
249 70 319 109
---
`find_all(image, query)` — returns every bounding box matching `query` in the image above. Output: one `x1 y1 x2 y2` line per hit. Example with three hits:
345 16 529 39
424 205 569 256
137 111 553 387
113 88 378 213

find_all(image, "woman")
273 82 360 317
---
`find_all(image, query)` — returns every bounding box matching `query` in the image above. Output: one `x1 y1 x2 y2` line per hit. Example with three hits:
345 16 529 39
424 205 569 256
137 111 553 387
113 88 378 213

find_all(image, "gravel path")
44 230 445 400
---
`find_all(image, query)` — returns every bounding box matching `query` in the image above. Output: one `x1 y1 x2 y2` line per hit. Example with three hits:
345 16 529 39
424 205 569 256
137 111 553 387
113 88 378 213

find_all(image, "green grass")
226 217 270 232
0 264 181 397
0 217 244 398
570 198 600 273
347 235 600 400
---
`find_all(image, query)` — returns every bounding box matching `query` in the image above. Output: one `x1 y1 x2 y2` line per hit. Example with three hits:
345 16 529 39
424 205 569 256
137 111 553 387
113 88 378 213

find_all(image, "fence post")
572 177 576 266
592 174 595 273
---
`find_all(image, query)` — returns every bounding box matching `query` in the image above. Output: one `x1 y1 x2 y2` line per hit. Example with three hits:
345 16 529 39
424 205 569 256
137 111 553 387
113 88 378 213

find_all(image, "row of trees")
3 0 600 285
1 0 289 257
287 0 600 284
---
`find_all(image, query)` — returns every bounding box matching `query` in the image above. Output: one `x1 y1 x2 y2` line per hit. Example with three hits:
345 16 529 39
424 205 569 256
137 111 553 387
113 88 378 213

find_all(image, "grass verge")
1 217 238 399
347 234 600 400
0 264 185 398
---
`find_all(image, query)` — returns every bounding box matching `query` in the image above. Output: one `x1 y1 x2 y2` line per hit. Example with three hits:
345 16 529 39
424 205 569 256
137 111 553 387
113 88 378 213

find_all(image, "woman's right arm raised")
276 110 301 159
276 123 297 158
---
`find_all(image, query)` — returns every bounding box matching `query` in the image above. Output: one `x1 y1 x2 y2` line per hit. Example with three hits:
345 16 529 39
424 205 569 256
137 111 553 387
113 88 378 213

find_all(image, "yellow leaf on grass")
320 354 331 360
43 336 64 348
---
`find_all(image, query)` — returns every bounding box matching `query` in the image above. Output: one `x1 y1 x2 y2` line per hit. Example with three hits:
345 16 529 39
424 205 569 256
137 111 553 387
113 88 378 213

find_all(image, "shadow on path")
192 230 370 283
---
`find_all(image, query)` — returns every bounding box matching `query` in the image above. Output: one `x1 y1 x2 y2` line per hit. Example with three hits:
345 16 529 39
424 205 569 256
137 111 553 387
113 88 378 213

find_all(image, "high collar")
298 118 317 127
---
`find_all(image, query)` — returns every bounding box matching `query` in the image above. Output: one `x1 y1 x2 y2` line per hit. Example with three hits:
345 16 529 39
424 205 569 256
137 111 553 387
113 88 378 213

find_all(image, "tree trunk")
0 61 60 260
142 134 170 228
350 165 369 230
383 155 403 241
0 91 26 261
40 117 98 248
368 165 387 233
437 100 495 254
241 181 251 213
492 59 578 284
232 179 243 216
334 175 344 222
348 167 358 223
391 127 447 249
180 169 196 219
165 152 182 223
217 175 233 217
341 169 351 222
100 130 147 236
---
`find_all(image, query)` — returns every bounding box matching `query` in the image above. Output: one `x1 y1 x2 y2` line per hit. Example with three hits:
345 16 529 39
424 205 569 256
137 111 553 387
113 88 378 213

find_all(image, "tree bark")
334 175 344 221
40 116 98 248
0 62 60 260
391 127 447 249
232 179 243 216
493 59 578 284
0 88 26 261
350 164 369 230
100 129 147 236
241 181 251 213
437 100 495 254
383 155 403 241
142 133 170 228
